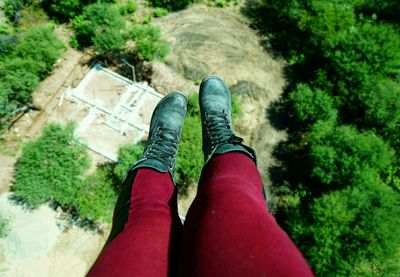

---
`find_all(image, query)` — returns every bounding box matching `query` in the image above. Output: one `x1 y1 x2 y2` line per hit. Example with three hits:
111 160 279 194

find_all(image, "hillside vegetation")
246 0 400 275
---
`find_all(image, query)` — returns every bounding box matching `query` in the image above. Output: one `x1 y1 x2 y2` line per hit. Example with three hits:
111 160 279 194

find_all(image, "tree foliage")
42 0 83 21
287 180 400 276
113 142 145 183
249 0 400 274
72 2 126 53
129 25 169 61
0 25 64 130
309 122 394 187
77 164 118 223
4 0 22 23
13 123 90 207
289 84 337 125
41 0 116 22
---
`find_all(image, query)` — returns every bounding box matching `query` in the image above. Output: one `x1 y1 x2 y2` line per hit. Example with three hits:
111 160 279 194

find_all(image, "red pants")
89 153 313 276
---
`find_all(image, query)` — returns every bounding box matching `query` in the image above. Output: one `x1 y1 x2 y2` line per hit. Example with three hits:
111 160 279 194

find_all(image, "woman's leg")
89 92 188 276
89 168 182 277
178 152 313 276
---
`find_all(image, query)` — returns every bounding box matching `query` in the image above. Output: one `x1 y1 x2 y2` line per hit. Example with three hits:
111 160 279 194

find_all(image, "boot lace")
143 127 179 169
205 111 243 149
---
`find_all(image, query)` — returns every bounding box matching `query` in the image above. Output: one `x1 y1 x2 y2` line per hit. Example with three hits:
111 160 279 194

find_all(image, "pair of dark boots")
130 76 256 177
106 76 256 244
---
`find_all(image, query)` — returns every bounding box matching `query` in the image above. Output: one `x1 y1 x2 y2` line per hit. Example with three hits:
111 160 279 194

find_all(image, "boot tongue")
163 132 175 141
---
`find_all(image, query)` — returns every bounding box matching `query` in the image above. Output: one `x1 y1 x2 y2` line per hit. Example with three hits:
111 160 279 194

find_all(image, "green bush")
362 78 400 135
287 180 400 276
120 1 137 15
324 23 400 94
130 25 169 61
13 123 90 207
42 0 117 21
4 0 21 23
0 35 17 57
13 25 65 77
42 0 83 21
113 143 145 183
296 0 356 47
153 7 168 17
77 164 118 223
12 123 153 224
309 121 394 186
289 84 337 126
0 58 41 104
357 0 400 24
92 27 127 54
72 3 126 53
0 26 64 130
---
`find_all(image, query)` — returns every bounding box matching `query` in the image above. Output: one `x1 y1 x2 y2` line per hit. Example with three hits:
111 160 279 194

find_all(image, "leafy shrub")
4 0 21 23
42 0 83 21
130 25 169 61
13 123 90 207
289 84 337 125
153 7 168 17
296 0 356 47
357 0 400 24
113 143 145 183
77 164 118 223
0 58 41 104
42 0 116 21
324 23 400 93
72 2 126 53
13 26 65 77
362 78 400 135
287 180 400 276
0 26 64 130
309 121 394 186
0 35 17 57
92 27 127 54
120 1 137 15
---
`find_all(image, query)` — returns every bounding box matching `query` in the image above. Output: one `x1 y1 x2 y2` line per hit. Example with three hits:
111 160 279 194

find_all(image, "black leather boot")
106 92 187 244
199 76 256 164
129 92 188 176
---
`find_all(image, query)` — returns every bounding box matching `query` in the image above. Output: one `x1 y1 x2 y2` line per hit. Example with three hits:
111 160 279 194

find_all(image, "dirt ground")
0 4 286 276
